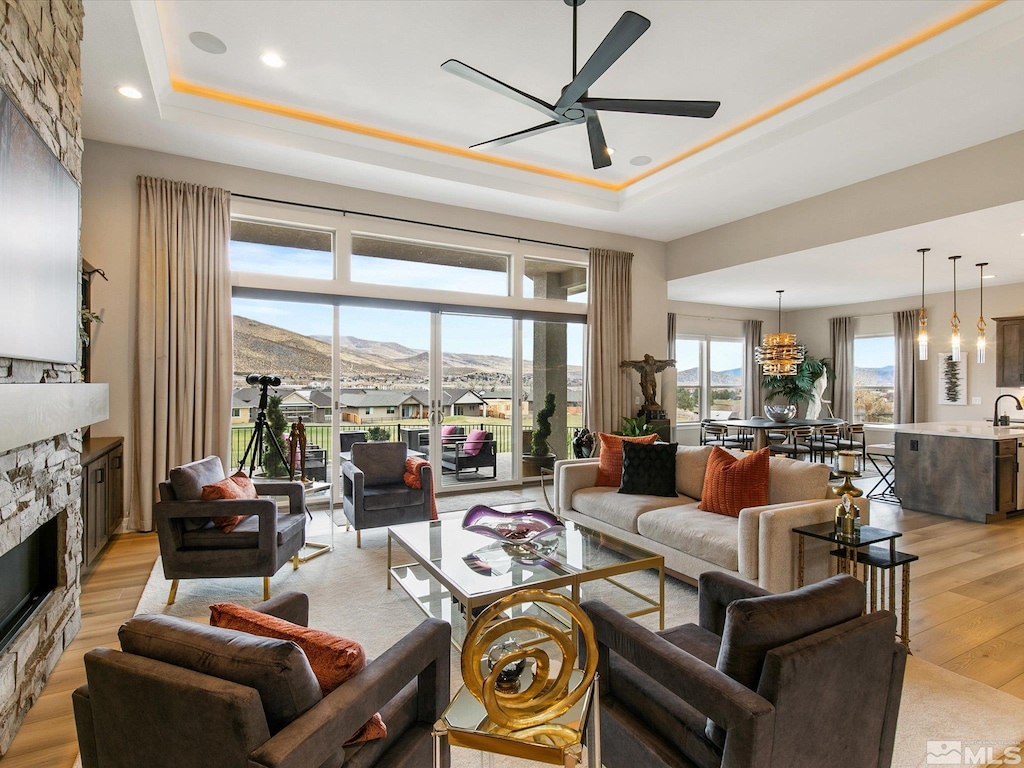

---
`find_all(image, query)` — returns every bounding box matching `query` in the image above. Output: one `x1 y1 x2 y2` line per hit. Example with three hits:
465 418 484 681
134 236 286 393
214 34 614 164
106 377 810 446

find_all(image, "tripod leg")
265 426 292 478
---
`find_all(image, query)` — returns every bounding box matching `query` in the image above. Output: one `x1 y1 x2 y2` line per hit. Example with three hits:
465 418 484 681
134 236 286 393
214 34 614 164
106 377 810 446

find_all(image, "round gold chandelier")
755 290 806 376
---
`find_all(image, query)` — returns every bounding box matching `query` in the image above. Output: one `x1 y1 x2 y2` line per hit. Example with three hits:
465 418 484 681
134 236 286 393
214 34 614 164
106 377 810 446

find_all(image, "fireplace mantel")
0 383 109 454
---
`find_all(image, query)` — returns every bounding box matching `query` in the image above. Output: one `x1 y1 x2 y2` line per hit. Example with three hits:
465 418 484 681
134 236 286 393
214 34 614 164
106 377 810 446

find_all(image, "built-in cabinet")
81 436 124 568
995 316 1024 387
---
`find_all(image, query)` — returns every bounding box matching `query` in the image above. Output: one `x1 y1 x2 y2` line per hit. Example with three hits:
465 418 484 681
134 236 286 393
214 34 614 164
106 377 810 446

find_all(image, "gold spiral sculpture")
461 589 598 731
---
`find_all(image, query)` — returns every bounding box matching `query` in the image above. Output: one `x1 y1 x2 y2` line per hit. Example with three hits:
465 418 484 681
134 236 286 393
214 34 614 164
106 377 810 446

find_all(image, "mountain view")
854 365 894 386
676 367 743 386
233 316 581 385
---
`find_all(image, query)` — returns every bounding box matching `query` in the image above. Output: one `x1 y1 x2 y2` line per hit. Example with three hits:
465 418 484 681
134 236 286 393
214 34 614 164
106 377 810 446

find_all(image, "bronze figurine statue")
620 353 675 411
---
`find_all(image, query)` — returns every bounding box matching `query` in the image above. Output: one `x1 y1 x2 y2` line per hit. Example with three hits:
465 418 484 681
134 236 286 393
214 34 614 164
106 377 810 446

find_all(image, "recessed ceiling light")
189 31 227 54
116 85 143 100
629 155 652 166
260 51 285 68
983 274 995 279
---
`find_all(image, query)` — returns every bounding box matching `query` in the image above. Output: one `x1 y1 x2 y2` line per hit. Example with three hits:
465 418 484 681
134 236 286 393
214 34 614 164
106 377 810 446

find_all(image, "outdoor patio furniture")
342 441 433 547
339 431 368 453
440 431 497 481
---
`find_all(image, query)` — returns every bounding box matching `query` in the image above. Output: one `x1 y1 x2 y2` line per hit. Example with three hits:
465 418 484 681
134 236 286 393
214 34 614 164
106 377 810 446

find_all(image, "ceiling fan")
441 0 720 170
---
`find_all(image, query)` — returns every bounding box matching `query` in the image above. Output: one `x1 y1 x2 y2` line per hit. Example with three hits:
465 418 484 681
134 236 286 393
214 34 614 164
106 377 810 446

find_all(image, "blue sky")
854 336 895 368
232 240 584 362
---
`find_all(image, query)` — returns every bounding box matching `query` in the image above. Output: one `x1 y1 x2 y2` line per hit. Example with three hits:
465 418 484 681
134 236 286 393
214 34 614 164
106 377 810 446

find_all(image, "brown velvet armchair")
582 572 906 768
73 592 451 768
154 456 306 604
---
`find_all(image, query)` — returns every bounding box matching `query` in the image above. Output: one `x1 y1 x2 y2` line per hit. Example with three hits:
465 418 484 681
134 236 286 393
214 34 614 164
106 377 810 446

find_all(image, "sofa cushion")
571 486 693 533
675 445 713 499
210 603 385 745
698 447 770 517
658 622 723 667
636 505 739 570
362 484 424 511
767 455 830 504
463 429 489 456
595 432 658 487
181 511 305 550
619 442 678 497
706 574 866 745
119 613 322 734
169 455 227 531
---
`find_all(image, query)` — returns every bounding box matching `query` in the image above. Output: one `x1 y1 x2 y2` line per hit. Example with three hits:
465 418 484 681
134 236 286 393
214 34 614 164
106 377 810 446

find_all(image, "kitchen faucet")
993 394 1023 426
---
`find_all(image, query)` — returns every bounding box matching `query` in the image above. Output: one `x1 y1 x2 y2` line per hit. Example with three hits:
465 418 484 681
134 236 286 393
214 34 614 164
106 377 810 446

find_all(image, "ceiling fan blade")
586 112 612 169
441 59 562 121
579 97 721 118
470 119 580 151
555 11 651 113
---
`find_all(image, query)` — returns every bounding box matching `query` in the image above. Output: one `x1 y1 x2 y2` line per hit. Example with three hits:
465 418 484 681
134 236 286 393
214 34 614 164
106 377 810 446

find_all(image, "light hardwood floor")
3 483 1024 766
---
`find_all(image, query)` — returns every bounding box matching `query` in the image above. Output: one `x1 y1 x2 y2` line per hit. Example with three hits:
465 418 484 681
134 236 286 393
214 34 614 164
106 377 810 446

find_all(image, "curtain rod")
231 193 590 253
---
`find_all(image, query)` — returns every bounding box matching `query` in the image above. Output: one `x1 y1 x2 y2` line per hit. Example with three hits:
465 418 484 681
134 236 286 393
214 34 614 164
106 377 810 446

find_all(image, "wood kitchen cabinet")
995 316 1024 387
81 436 124 568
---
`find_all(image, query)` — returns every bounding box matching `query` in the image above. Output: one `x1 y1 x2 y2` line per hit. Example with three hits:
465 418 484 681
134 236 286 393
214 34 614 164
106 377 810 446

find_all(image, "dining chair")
700 420 744 449
809 424 842 464
834 423 867 469
769 425 814 461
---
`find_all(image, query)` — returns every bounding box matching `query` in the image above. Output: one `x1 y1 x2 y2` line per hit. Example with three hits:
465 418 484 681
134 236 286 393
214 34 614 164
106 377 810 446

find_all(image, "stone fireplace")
0 0 87 754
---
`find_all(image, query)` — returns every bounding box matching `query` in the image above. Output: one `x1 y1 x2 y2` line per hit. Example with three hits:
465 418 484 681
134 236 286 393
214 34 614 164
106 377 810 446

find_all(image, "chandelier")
755 290 806 376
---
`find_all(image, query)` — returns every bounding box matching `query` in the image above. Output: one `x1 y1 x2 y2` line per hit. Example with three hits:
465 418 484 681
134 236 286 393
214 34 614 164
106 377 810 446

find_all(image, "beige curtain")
131 176 233 531
585 248 633 436
893 309 918 424
743 319 764 418
829 316 854 422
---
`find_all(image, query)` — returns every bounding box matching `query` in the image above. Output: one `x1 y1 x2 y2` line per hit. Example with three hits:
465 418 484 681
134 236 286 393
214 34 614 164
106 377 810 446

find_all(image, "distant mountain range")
234 316 580 382
854 365 894 386
677 367 743 387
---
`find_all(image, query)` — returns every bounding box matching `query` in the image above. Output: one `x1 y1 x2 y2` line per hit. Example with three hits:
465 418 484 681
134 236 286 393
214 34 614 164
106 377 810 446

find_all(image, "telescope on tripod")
238 373 292 477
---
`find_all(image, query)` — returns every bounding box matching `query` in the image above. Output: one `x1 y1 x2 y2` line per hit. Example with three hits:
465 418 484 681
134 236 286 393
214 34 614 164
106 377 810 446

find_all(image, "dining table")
712 418 837 451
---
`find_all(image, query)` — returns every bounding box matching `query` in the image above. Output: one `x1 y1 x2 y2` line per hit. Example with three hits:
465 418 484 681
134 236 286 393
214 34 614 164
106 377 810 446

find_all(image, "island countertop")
877 420 1024 441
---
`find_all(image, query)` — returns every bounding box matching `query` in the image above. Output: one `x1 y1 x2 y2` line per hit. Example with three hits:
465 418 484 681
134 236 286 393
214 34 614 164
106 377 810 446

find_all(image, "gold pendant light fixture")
755 290 806 376
976 261 988 364
917 247 930 361
949 255 962 363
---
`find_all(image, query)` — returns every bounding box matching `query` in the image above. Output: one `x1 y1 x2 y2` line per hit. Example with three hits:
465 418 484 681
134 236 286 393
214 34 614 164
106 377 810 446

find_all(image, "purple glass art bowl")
461 505 565 546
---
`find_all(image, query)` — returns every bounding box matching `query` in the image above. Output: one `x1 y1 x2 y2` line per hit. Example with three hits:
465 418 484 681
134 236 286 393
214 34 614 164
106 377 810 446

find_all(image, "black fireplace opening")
0 516 59 653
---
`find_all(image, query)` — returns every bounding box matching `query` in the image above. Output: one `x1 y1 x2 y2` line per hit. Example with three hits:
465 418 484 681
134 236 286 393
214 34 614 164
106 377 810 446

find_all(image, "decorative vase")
764 404 797 422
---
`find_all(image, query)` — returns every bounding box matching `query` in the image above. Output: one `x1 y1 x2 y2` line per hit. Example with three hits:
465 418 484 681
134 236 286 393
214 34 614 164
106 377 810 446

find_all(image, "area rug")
130 530 1024 768
434 490 535 515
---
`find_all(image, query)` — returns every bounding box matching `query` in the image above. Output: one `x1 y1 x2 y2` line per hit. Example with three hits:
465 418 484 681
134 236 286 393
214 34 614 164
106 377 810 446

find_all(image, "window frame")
853 333 896 425
675 333 745 423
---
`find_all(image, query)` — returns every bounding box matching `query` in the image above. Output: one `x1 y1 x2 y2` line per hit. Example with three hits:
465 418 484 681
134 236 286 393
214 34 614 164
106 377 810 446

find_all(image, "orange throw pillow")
202 471 258 533
210 603 386 744
596 432 658 487
697 447 770 517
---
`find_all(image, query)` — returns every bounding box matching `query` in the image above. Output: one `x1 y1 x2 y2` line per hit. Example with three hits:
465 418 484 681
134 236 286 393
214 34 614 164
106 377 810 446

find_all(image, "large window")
351 233 509 295
675 336 744 422
523 257 587 304
853 336 895 424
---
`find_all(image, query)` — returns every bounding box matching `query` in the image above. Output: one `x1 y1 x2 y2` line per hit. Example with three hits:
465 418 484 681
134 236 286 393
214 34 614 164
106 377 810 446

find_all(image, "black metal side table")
793 522 917 648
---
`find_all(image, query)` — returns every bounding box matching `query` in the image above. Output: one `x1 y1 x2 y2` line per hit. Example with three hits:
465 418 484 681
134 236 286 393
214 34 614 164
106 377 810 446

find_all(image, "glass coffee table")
387 517 665 649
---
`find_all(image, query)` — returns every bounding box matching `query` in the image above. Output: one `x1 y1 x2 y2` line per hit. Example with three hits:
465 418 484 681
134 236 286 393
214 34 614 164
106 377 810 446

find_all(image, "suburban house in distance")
4 1 1024 766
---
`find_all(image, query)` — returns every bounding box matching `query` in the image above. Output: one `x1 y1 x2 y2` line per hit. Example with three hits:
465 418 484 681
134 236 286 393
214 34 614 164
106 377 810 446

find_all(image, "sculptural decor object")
462 506 565 545
764 404 797 422
620 354 675 412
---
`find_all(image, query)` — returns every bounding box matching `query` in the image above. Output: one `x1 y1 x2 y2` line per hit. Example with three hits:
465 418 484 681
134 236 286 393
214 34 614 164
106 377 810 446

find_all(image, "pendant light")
755 290 806 376
976 261 988 364
949 255 962 363
917 248 930 360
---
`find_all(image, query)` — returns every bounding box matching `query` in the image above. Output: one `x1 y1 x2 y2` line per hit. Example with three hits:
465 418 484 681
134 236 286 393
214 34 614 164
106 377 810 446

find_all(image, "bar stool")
866 443 900 502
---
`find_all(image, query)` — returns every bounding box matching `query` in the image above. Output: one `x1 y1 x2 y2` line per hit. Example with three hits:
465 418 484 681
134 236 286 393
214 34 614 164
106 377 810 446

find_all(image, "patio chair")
440 430 497 481
342 441 432 547
340 431 368 452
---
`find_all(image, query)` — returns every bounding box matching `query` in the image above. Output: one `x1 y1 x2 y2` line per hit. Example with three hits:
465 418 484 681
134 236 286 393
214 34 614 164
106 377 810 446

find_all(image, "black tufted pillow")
618 442 678 497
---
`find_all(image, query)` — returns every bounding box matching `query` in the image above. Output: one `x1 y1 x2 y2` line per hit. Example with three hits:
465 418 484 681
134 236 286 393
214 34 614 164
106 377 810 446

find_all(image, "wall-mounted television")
0 85 81 365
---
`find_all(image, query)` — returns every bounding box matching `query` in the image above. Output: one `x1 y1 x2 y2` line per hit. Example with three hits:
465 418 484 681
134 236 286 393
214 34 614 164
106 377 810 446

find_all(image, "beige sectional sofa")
554 445 870 593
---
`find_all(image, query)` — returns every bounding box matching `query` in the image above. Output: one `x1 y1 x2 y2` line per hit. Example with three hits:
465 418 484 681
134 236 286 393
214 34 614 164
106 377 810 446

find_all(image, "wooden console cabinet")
995 316 1024 387
81 436 124 568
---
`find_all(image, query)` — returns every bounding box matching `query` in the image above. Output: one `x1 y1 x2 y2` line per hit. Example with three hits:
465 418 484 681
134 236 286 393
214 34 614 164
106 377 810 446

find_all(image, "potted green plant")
617 416 658 436
762 356 831 419
523 392 557 477
366 426 391 442
262 395 290 478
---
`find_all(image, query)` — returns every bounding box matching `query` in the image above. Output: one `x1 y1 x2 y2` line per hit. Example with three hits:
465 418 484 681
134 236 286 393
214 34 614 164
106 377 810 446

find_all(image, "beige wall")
787 282 1024 425
81 140 668 515
665 129 1024 281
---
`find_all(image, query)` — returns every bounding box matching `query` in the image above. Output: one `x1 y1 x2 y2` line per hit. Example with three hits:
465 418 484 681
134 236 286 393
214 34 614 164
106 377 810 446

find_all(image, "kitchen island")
892 421 1023 523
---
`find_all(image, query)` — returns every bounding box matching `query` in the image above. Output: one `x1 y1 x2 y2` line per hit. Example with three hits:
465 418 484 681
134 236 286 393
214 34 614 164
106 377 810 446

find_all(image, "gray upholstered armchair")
154 456 306 604
73 592 451 768
582 572 906 768
342 442 432 547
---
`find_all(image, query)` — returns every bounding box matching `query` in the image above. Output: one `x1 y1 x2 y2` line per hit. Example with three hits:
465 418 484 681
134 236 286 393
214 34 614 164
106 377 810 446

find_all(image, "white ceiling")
667 199 1024 309
81 0 1024 242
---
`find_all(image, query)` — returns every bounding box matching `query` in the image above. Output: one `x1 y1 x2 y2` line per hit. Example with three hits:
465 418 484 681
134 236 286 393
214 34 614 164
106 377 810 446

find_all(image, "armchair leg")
293 553 299 571
356 530 362 548
167 579 179 606
263 577 270 601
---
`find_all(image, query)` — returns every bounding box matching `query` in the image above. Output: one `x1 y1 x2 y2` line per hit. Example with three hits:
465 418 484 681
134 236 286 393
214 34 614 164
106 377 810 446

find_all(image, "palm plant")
762 356 831 405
